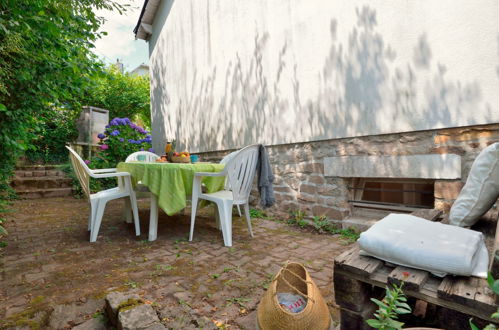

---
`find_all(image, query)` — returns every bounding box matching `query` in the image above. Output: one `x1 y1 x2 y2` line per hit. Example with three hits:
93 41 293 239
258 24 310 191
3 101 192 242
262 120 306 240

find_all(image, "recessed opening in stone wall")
349 178 435 212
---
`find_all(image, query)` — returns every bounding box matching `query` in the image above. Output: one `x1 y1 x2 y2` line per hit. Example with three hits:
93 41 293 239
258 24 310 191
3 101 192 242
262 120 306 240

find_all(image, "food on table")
156 155 168 162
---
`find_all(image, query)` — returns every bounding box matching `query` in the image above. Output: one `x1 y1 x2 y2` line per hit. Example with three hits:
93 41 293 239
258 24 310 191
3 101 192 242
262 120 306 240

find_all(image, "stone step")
15 169 66 178
351 207 391 219
16 165 60 171
16 187 73 199
11 176 73 190
341 216 379 232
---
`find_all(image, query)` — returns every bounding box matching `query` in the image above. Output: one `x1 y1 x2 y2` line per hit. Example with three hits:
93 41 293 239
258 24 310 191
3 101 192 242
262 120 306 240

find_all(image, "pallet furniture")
334 209 498 329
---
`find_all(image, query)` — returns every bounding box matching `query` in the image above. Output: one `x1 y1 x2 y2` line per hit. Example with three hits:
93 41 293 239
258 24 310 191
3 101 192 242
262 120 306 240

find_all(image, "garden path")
0 197 351 329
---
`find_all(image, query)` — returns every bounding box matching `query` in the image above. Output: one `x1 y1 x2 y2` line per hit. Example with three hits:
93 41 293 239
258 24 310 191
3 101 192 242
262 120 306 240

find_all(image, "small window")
349 178 434 212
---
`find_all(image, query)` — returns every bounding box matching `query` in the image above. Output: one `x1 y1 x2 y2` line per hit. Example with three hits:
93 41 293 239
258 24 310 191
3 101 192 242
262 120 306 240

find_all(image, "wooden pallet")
333 209 499 329
335 245 496 322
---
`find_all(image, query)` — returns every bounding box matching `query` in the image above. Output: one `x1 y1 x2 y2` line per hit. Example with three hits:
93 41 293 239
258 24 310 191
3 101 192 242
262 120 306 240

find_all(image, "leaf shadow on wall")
152 5 493 154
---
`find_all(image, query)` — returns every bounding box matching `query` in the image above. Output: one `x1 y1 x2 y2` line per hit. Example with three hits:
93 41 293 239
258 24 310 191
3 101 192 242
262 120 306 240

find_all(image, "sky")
93 0 149 72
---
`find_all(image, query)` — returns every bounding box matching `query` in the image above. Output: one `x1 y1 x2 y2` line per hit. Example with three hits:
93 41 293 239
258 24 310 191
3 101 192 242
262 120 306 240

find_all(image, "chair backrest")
220 150 240 165
66 146 91 198
220 150 240 190
125 151 158 162
224 144 259 203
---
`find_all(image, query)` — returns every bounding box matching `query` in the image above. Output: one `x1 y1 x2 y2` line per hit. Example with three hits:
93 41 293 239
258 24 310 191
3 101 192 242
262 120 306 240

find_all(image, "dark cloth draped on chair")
257 144 275 208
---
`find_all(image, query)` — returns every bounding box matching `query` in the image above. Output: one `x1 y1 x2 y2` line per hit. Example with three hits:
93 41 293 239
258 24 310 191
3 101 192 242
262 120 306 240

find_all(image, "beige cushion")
449 143 499 227
359 214 489 278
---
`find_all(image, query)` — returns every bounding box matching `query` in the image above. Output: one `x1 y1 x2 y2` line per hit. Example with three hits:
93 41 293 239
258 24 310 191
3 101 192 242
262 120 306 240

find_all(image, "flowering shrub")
95 117 154 167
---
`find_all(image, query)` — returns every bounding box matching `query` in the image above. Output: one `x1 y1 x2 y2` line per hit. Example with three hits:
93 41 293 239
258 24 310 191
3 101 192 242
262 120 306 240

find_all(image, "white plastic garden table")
116 162 225 241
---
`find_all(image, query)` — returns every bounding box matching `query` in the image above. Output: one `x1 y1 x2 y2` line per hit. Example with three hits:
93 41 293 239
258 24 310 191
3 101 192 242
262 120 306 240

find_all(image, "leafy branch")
367 280 412 330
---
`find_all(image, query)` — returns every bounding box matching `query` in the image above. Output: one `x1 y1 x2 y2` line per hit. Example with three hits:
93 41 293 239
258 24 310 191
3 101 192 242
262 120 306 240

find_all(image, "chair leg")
243 203 254 237
89 199 97 231
237 205 242 217
148 194 159 241
123 197 133 224
129 192 141 236
90 200 107 242
215 206 221 230
189 195 199 242
224 200 233 246
216 200 233 247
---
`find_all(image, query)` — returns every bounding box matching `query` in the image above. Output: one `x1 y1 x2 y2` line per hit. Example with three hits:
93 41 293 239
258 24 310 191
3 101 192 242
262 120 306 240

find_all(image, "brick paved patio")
0 197 352 329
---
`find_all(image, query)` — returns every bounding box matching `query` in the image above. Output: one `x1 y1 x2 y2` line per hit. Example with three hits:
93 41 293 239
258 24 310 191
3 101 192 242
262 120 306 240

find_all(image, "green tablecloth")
117 162 225 216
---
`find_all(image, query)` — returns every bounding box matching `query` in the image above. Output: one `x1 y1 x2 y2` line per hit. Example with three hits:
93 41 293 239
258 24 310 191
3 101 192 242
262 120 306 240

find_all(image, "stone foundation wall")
197 123 499 220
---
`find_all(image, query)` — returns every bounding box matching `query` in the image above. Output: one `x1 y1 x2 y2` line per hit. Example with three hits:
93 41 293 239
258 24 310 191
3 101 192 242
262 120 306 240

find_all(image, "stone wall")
196 123 499 220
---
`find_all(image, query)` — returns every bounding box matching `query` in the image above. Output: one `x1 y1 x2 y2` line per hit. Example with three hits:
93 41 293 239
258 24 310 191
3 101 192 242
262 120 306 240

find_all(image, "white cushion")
449 143 499 227
359 214 489 278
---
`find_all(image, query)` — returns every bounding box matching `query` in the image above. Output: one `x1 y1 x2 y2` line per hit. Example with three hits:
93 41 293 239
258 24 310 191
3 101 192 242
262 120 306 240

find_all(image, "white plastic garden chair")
125 151 158 162
125 150 158 194
123 150 158 222
189 144 259 246
66 146 140 242
220 150 242 217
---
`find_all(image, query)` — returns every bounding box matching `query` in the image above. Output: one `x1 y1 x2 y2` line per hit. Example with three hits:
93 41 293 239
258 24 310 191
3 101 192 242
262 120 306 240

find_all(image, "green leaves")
371 298 388 310
366 319 383 328
469 319 481 330
366 282 411 329
394 307 411 315
0 0 127 196
487 272 499 295
81 66 151 128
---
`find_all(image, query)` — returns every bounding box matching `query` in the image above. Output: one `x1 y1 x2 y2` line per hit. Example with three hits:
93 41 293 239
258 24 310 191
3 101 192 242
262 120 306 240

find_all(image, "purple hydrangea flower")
84 160 91 165
110 130 120 136
97 133 106 139
148 148 155 153
128 139 136 144
119 138 124 142
99 144 109 150
140 147 144 151
109 117 123 126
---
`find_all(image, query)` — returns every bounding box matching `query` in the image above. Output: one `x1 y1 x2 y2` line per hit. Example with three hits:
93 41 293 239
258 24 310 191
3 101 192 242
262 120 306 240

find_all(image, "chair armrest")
194 171 225 177
92 168 117 173
90 172 131 179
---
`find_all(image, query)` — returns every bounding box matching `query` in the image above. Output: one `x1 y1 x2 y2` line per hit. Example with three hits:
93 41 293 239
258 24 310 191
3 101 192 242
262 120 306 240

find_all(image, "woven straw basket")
257 262 331 330
170 156 190 163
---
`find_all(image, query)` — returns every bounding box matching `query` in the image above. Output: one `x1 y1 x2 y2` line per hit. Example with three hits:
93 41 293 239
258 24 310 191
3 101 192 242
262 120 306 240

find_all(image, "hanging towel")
257 145 275 208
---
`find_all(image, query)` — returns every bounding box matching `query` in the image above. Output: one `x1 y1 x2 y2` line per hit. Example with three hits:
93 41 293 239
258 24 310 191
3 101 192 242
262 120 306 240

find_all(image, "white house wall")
149 0 499 153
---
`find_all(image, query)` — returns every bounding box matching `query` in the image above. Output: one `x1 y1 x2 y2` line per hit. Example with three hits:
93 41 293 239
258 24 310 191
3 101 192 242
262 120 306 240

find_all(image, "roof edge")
133 0 149 36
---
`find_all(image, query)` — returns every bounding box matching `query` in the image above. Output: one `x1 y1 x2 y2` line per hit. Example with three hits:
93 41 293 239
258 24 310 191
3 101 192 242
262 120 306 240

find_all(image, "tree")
0 0 126 194
84 66 151 128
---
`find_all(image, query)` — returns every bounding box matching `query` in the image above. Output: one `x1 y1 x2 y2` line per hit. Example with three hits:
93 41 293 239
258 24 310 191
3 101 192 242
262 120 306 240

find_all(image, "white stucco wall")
149 0 499 153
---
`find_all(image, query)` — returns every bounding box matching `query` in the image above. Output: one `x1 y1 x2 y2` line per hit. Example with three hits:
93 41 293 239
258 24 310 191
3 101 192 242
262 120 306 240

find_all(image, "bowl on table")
171 156 191 163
